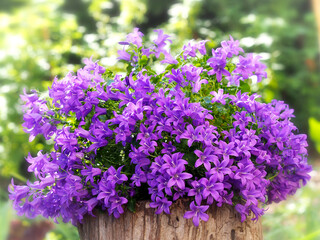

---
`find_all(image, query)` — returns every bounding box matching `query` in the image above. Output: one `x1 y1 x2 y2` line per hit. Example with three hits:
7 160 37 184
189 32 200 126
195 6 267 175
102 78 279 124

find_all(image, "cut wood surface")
78 199 263 240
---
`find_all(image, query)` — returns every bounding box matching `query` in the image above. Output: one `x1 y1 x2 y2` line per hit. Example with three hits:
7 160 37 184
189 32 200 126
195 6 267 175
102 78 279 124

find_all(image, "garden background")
0 0 319 239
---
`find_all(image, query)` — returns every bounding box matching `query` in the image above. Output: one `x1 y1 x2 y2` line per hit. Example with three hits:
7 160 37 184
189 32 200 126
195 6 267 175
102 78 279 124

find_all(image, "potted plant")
9 28 312 240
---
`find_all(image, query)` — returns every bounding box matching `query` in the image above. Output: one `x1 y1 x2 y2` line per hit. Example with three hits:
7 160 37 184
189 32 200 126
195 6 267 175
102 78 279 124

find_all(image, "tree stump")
78 199 263 240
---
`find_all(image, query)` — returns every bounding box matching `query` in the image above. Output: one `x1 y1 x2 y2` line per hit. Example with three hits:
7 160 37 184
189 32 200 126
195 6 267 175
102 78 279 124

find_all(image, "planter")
77 199 263 240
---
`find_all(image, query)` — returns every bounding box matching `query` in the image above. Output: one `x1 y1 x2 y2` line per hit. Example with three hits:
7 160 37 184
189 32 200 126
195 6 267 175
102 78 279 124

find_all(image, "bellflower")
184 201 209 226
10 28 311 227
194 147 218 171
210 89 229 105
199 175 224 205
150 197 172 214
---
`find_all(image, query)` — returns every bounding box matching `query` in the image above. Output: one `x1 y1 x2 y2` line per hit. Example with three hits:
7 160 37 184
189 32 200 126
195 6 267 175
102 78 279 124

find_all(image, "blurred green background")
0 0 319 239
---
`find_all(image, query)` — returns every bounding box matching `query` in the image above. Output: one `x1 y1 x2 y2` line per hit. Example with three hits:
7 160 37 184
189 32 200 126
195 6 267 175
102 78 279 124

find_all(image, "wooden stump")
78 199 263 240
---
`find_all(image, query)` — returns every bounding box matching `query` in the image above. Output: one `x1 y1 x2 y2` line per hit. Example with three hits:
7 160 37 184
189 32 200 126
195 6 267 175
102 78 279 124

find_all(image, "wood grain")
78 199 263 240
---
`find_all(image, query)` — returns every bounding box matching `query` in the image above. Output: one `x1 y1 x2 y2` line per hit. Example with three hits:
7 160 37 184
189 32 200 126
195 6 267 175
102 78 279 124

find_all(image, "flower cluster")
9 28 312 226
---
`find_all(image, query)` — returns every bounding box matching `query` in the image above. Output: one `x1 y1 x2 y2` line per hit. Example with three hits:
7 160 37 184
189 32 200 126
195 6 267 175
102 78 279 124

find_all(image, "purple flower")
183 41 197 59
83 57 105 74
150 197 172 214
25 151 53 177
55 127 78 153
86 197 98 213
97 181 116 206
64 175 87 201
117 49 131 61
108 195 128 218
233 162 255 186
200 121 218 146
129 145 150 166
161 50 178 64
218 191 234 207
126 28 144 47
173 187 189 201
21 89 57 141
130 168 147 187
221 35 243 58
114 124 131 145
182 40 208 59
10 30 312 226
234 140 252 159
166 68 185 85
255 150 271 164
207 158 232 182
235 204 249 222
210 89 229 105
148 186 165 202
193 78 208 93
199 175 224 204
161 141 176 154
139 138 158 154
207 49 230 82
106 166 128 184
167 165 192 189
180 124 204 147
196 40 208 55
156 174 173 196
241 187 263 207
267 126 290 151
232 54 267 83
153 29 172 55
188 180 204 205
170 122 186 143
184 201 209 226
194 147 218 171
232 111 253 131
81 165 102 183
8 179 30 205
162 152 188 170
250 205 265 221
215 141 238 162
150 156 165 175
137 124 157 142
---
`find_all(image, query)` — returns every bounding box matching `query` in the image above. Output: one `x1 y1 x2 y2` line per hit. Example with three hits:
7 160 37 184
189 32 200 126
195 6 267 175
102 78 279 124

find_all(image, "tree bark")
78 199 263 240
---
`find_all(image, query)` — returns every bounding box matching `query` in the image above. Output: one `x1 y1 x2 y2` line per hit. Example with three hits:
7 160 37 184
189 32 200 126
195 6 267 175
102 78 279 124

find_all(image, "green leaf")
240 81 251 93
0 201 13 240
126 64 133 74
309 117 320 153
300 229 320 240
127 197 136 213
139 55 148 66
165 64 178 71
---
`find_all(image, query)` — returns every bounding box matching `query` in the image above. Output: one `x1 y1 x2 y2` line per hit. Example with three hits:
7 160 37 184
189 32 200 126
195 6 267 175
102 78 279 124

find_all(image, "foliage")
0 0 318 238
1 0 318 188
0 0 86 182
8 29 312 228
0 200 13 240
309 118 320 153
136 0 320 154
